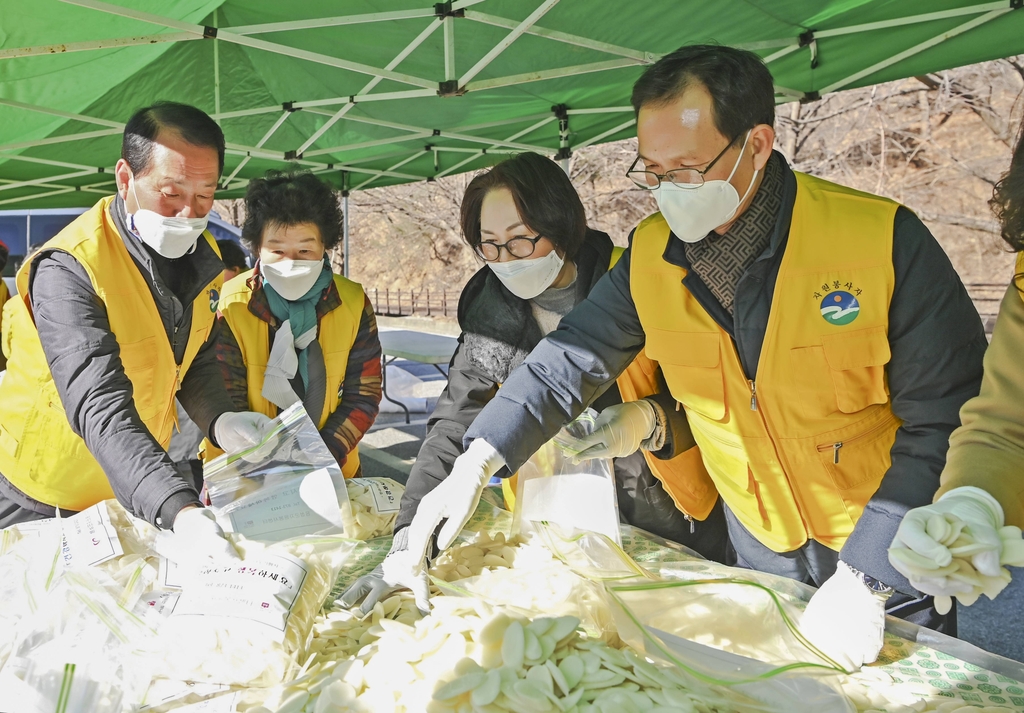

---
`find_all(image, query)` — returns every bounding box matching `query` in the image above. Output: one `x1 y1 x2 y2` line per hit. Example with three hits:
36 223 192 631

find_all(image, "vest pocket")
820 326 890 414
644 330 725 420
815 412 898 491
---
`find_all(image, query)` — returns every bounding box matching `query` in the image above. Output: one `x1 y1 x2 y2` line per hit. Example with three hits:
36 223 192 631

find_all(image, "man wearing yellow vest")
0 103 273 561
0 240 10 372
401 45 988 669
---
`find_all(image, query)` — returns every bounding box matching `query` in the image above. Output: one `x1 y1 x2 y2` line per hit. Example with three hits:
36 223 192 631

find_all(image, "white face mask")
653 130 759 244
261 258 325 301
487 249 565 300
128 179 209 259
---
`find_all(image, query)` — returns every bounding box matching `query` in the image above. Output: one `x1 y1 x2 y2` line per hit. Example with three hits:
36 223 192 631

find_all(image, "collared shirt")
683 152 786 314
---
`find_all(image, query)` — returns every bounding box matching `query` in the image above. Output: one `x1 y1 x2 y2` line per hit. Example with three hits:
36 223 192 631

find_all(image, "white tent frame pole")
814 2 1009 39
0 32 198 60
59 0 437 89
0 129 123 153
0 187 76 205
296 18 443 155
342 189 350 278
228 8 437 35
0 99 123 128
0 153 103 172
220 110 293 186
459 0 561 86
352 151 425 191
444 16 456 80
0 169 99 193
436 116 555 179
340 114 551 153
763 45 802 65
572 117 636 151
820 8 1012 94
465 57 639 92
303 132 433 158
463 10 650 62
566 107 632 115
213 8 221 118
432 146 518 153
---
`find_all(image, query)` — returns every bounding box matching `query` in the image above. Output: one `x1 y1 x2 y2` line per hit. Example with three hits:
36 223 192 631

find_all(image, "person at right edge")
389 45 988 671
888 117 1024 614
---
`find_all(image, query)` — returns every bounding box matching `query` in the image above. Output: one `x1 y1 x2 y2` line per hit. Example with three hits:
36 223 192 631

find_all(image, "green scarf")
263 260 334 388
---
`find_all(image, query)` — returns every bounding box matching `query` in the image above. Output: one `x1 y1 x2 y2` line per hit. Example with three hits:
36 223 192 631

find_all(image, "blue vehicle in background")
0 208 248 295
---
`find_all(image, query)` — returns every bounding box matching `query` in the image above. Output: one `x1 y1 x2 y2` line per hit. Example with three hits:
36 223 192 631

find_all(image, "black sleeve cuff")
155 490 203 530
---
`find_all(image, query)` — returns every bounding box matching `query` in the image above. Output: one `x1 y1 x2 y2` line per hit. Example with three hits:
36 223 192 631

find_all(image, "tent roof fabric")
1 0 1023 208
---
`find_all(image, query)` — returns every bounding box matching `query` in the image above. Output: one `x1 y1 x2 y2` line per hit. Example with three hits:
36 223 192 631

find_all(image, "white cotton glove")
157 507 240 565
337 528 430 615
214 411 273 454
888 486 1024 614
554 400 657 462
404 439 505 567
800 561 887 671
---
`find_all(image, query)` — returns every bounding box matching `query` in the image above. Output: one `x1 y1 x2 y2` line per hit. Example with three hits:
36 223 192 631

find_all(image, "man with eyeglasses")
399 45 987 669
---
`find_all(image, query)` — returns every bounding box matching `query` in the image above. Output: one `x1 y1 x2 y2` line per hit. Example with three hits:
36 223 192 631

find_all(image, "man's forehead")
144 131 219 176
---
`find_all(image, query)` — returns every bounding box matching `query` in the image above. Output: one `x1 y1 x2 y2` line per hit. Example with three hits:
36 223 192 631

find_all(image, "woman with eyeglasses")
340 151 729 614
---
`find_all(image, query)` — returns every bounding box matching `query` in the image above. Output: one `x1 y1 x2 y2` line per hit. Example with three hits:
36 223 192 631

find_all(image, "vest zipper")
817 416 897 465
685 514 694 534
748 380 757 411
175 365 182 392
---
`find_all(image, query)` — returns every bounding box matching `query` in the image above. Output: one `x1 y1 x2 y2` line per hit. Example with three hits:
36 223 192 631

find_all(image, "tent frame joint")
203 25 218 39
798 30 819 69
282 101 302 113
284 150 300 160
437 79 465 97
434 2 465 19
800 90 821 104
1012 0 1023 10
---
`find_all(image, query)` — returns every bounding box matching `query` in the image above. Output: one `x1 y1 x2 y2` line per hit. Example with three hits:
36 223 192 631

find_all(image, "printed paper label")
171 551 308 636
223 468 342 541
367 478 401 514
61 503 123 568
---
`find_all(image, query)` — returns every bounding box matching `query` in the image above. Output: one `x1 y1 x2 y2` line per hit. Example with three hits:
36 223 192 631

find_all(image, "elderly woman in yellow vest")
213 171 382 476
888 119 1024 619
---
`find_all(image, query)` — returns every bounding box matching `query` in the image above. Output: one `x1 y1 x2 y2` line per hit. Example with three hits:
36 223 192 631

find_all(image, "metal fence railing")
369 283 1007 333
369 288 461 318
966 283 1006 337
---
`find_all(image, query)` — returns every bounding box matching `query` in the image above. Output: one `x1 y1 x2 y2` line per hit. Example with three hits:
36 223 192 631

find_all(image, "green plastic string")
55 663 75 713
606 577 852 677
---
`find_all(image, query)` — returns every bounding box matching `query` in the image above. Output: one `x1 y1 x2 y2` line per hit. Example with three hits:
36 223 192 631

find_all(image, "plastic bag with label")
513 408 621 545
143 534 356 688
340 477 406 539
203 403 353 542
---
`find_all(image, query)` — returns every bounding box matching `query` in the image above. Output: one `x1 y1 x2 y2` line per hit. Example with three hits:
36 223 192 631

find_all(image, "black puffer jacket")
395 229 729 561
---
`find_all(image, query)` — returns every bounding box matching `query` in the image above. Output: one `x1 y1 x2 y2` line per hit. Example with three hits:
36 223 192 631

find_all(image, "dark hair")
992 117 1024 252
0 240 7 273
460 152 587 260
242 171 342 253
217 239 249 271
631 45 776 140
122 102 226 176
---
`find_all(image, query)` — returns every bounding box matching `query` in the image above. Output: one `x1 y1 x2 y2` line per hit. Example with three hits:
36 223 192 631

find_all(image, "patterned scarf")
683 153 785 313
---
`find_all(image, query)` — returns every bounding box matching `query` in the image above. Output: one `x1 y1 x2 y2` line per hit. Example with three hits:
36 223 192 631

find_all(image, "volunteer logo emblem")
209 288 220 312
820 290 860 325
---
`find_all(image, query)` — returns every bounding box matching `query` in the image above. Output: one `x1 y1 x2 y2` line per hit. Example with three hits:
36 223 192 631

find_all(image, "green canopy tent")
2 0 1024 269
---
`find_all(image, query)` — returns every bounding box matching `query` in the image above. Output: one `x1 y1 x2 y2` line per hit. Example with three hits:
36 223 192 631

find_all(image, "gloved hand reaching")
889 486 1024 614
337 528 430 615
554 400 657 462
214 411 273 454
800 561 889 671
156 506 240 565
404 439 506 569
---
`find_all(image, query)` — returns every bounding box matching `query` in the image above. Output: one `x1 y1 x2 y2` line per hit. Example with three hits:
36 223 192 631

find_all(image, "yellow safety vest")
631 171 901 552
0 280 12 360
0 196 223 512
502 247 720 521
207 268 366 478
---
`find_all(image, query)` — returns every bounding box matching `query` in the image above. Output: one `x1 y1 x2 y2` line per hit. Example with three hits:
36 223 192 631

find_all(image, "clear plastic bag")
142 534 356 688
604 577 855 712
0 567 158 713
203 403 352 542
513 409 621 545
